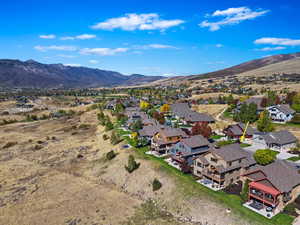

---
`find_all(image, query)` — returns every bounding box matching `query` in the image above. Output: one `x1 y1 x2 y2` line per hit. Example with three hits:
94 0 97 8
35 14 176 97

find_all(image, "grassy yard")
287 156 300 162
240 143 251 148
210 134 224 140
273 122 300 129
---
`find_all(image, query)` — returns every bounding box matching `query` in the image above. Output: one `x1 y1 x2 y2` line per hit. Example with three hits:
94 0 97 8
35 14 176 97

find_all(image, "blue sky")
1 0 300 76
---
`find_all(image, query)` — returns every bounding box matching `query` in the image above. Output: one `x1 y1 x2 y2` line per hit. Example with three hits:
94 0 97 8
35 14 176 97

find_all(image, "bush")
106 150 116 160
125 155 140 173
152 178 162 191
110 132 121 145
254 149 277 165
3 142 18 149
78 123 91 129
102 134 109 140
283 203 298 216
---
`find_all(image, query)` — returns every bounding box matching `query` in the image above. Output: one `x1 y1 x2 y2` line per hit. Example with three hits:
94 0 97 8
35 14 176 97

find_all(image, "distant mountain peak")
0 59 164 88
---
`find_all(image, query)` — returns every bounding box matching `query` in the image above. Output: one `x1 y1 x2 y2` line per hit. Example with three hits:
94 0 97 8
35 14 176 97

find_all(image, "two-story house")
266 104 295 123
242 160 300 217
169 135 211 172
193 144 256 190
151 127 189 155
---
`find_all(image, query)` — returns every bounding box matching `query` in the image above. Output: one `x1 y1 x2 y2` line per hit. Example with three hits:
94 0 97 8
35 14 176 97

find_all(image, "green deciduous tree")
257 110 274 132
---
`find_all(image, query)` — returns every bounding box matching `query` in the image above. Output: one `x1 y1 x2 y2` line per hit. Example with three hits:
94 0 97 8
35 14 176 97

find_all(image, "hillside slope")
188 52 300 80
0 59 164 88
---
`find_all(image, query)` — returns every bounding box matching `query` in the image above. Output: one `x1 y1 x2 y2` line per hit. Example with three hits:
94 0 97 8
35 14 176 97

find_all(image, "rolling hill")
0 59 164 88
188 52 300 80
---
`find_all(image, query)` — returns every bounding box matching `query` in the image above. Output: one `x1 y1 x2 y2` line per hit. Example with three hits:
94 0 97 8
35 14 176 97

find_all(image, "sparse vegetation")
106 150 117 160
125 155 140 173
152 178 162 191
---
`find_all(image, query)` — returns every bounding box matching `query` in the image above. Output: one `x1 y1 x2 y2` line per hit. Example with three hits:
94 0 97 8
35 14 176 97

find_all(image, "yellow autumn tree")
160 104 170 113
140 100 150 110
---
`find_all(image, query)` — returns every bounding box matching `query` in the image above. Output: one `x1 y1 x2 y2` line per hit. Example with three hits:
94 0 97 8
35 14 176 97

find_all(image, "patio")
196 178 224 191
145 150 169 158
164 158 181 170
243 200 276 218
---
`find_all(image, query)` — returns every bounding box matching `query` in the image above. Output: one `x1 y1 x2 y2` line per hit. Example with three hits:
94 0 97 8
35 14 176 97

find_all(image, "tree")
254 149 276 165
115 103 125 113
153 111 165 125
234 103 257 123
125 155 140 173
106 150 116 160
110 131 121 145
260 98 268 108
191 123 212 138
160 104 170 113
130 119 143 132
105 118 114 131
152 178 162 191
285 92 297 105
257 110 274 132
292 93 300 113
241 179 250 202
140 100 150 110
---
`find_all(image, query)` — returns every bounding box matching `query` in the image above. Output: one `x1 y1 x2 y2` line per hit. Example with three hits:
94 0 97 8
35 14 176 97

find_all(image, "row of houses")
120 102 300 218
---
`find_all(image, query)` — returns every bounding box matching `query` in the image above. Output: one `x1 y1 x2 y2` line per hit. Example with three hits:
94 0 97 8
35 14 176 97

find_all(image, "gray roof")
138 125 163 137
262 130 297 145
171 103 190 114
182 135 209 148
246 160 300 193
185 112 215 123
160 127 188 138
211 143 251 162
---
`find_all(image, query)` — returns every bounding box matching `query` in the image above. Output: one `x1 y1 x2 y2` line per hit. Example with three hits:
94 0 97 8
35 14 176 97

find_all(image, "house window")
197 162 202 168
228 162 232 166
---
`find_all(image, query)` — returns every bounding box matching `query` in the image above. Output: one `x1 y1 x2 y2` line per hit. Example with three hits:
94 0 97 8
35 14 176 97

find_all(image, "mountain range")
0 59 164 88
1 52 300 89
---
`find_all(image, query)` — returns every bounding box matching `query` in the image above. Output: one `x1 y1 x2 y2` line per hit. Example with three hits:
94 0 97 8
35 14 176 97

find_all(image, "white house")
253 130 297 152
266 105 295 123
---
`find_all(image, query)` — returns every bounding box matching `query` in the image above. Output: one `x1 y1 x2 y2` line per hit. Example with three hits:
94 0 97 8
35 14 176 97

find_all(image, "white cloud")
91 13 184 31
57 54 77 58
61 34 96 40
254 37 300 46
215 44 223 48
134 44 179 50
39 34 56 39
89 59 99 64
255 46 286 51
64 63 81 67
200 7 269 31
34 45 77 51
80 47 128 56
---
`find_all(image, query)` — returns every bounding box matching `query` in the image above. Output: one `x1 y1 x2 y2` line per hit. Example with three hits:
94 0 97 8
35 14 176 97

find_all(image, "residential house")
105 100 117 110
242 160 300 216
171 103 215 126
253 130 297 151
193 144 256 189
138 125 164 142
266 105 295 123
223 123 255 140
151 127 189 155
169 135 211 172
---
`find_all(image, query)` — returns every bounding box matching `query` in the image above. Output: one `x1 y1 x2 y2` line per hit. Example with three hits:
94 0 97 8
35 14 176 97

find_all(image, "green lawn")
287 156 300 162
272 122 300 129
210 134 224 140
240 143 251 148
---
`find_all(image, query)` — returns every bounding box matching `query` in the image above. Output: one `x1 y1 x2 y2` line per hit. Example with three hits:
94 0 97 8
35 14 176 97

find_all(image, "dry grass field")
0 106 256 225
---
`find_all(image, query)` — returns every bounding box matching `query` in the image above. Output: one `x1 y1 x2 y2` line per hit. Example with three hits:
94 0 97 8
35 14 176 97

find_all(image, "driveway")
243 143 297 160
